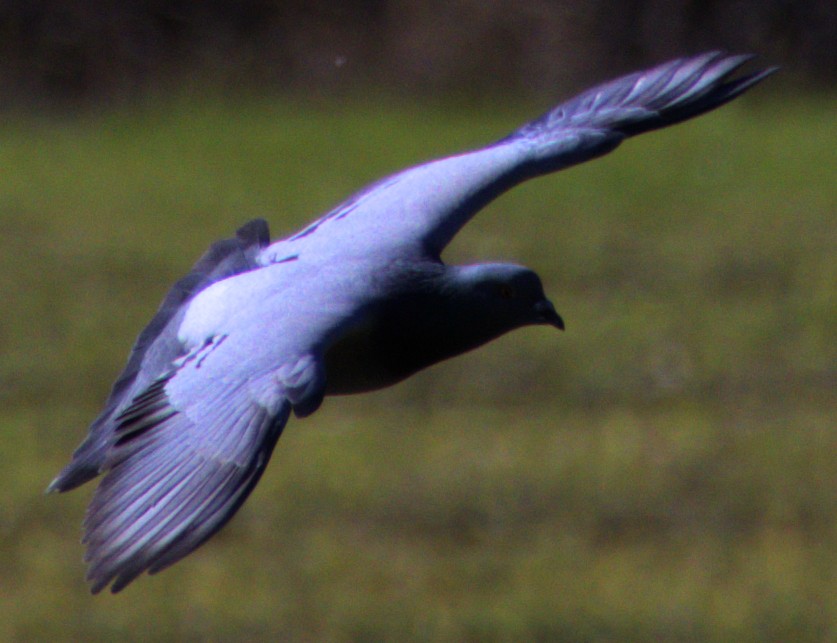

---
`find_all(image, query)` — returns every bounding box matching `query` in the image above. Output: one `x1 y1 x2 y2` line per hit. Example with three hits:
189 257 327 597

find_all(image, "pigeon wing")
259 52 775 262
82 340 324 594
48 219 271 493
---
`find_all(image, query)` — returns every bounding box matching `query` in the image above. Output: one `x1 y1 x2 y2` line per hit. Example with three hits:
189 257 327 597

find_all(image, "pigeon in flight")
48 51 775 593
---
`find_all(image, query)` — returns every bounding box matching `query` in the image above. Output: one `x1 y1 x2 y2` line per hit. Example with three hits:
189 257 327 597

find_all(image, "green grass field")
1 90 834 641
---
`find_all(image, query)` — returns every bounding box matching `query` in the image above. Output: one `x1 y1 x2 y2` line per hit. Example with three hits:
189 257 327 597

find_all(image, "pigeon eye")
497 283 515 300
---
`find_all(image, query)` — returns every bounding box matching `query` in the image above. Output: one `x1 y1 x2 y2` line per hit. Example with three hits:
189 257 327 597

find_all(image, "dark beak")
535 299 565 331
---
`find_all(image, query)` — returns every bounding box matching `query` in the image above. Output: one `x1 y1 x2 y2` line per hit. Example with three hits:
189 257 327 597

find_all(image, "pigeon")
48 51 775 593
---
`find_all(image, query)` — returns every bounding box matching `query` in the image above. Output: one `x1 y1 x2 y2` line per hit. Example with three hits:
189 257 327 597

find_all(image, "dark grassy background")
0 89 834 640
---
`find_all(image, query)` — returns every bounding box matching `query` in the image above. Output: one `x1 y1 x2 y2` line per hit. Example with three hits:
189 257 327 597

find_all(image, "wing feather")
258 52 774 261
47 220 271 493
82 368 290 594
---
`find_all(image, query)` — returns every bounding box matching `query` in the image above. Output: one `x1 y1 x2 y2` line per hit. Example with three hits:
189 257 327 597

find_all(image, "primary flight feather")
48 51 775 593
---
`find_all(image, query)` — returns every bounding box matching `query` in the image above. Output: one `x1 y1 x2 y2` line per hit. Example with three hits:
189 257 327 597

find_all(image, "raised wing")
259 51 775 263
48 219 271 493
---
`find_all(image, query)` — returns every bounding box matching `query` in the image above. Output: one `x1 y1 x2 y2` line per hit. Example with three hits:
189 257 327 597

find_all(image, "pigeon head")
387 261 564 379
447 263 564 333
324 262 563 395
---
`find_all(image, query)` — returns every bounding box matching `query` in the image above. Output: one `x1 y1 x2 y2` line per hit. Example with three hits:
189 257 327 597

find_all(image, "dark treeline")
0 0 833 106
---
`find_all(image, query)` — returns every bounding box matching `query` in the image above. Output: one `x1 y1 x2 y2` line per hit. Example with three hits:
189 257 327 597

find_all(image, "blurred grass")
0 90 834 641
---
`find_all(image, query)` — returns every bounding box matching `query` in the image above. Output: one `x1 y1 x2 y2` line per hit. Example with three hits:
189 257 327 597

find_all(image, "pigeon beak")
535 299 565 330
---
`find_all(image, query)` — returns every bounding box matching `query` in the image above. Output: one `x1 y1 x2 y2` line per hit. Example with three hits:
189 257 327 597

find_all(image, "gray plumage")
48 51 775 593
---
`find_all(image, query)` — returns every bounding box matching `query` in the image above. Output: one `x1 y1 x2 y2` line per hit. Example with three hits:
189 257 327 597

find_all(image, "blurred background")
0 0 835 105
1 1 835 640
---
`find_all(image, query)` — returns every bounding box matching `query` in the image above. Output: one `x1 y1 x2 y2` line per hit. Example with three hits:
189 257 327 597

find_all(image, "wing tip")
614 51 776 134
45 458 101 494
44 477 63 494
